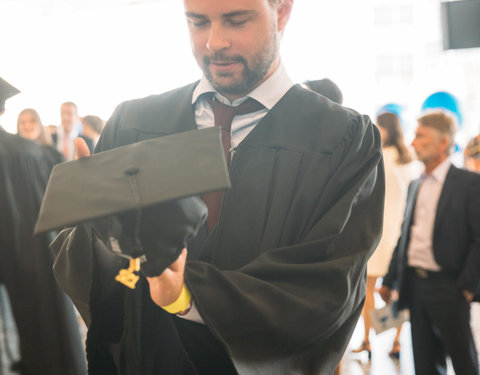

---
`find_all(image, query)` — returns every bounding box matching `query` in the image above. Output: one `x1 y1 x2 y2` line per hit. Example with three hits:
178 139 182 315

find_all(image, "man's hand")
378 285 392 304
75 137 91 159
146 248 188 307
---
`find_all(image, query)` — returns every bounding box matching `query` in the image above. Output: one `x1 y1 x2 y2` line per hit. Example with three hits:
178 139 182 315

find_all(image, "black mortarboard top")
37 127 230 281
0 77 20 109
35 127 230 234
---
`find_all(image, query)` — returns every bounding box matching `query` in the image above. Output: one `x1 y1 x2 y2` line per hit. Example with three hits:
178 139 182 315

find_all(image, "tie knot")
206 94 264 132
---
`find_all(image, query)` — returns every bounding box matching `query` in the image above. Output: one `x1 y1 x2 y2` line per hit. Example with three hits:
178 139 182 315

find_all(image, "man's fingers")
75 137 91 159
145 248 188 307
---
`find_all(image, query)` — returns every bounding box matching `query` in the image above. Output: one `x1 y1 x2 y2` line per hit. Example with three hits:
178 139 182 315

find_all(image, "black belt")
411 267 456 280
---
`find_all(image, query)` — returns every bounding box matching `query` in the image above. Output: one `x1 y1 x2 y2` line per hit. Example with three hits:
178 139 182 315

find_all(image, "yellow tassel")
115 257 141 289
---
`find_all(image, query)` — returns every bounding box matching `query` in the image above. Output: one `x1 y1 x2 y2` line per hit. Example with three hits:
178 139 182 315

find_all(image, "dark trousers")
409 273 479 375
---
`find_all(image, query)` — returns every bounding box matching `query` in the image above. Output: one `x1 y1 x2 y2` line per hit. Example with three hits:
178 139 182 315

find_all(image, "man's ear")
277 0 293 32
440 134 451 154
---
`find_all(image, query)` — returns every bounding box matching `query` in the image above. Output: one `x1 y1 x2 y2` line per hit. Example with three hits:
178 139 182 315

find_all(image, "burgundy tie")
203 94 264 233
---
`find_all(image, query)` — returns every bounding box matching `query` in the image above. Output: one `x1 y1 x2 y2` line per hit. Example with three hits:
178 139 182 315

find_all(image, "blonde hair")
17 108 52 146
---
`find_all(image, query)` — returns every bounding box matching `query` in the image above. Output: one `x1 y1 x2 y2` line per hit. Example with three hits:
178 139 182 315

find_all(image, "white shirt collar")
423 158 451 183
192 61 293 110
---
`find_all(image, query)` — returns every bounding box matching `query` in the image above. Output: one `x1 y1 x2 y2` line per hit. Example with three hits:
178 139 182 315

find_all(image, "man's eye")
188 19 209 27
227 18 248 26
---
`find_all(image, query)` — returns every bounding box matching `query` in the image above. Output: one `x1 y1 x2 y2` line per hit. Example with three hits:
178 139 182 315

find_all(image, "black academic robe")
52 83 384 374
0 129 86 375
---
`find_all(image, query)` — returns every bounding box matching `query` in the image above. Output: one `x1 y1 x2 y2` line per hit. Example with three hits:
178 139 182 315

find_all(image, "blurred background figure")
353 109 421 360
0 78 86 374
80 114 104 152
45 124 58 139
464 133 480 368
303 78 344 105
380 111 480 375
54 101 82 160
16 108 65 165
464 134 480 172
17 108 52 146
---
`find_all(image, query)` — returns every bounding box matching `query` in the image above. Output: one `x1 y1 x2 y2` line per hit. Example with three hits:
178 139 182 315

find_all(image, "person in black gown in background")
0 77 86 375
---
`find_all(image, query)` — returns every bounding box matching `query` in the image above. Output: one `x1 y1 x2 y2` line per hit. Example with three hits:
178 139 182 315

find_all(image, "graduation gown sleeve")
183 93 384 373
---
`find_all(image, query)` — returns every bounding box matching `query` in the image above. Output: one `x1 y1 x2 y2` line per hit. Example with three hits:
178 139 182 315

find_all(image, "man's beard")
201 34 278 97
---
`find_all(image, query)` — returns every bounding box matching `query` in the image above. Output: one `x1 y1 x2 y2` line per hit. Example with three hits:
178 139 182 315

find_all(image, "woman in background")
353 111 420 359
17 108 52 145
17 108 64 164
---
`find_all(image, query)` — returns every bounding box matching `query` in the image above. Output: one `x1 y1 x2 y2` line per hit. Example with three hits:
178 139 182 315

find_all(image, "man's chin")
210 78 248 97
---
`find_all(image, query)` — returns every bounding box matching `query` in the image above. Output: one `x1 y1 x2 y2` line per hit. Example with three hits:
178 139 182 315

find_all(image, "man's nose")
206 24 231 51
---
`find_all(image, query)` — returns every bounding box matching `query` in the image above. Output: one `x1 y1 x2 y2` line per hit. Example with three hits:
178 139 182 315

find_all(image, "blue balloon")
421 91 462 127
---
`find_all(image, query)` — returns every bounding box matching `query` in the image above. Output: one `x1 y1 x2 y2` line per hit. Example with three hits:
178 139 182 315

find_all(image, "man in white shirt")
55 101 82 160
380 111 480 375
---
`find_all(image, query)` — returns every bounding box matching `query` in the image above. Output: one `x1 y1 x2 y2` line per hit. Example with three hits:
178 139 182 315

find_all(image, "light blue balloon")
421 91 462 127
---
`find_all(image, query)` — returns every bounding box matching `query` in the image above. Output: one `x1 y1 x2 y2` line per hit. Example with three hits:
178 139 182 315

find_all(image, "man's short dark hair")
82 115 104 134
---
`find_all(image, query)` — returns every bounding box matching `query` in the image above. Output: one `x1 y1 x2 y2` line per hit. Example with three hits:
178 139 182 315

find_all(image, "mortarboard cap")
0 77 20 111
36 127 231 279
35 127 230 234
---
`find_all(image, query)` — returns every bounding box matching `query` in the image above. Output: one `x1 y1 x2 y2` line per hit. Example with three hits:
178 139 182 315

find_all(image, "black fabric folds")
93 197 208 277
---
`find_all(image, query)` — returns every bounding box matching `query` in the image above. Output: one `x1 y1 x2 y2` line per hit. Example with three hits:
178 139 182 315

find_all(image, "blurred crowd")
15 102 104 162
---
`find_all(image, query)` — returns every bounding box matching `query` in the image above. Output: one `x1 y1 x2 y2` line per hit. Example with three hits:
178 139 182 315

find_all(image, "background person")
465 134 480 172
80 114 104 151
379 111 480 375
0 78 86 374
17 108 52 146
54 101 85 160
17 108 65 165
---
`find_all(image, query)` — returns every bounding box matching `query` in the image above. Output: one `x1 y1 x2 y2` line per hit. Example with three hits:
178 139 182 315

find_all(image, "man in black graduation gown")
52 0 385 374
0 78 87 374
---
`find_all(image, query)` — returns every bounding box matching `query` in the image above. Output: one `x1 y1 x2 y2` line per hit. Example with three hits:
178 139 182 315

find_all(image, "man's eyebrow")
185 12 207 19
185 10 255 19
222 10 256 18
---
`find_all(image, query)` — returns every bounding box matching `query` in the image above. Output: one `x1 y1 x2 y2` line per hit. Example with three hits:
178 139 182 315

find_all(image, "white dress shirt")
192 62 294 148
407 158 451 271
56 125 80 161
179 63 294 324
